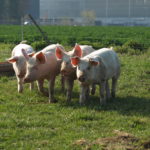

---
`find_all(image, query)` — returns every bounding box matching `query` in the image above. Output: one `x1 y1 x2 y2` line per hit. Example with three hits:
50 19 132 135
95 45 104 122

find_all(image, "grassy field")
0 41 150 150
0 25 150 50
0 25 150 149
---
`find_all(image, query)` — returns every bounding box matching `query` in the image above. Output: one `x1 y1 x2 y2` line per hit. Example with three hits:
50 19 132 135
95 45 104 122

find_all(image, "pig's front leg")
106 80 111 99
66 78 74 103
37 79 48 96
48 76 57 103
61 75 66 93
99 81 106 105
79 84 89 105
17 77 24 93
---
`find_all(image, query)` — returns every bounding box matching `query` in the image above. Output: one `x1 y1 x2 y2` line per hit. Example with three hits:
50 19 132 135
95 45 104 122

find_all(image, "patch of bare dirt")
73 130 150 150
93 130 139 150
73 138 89 146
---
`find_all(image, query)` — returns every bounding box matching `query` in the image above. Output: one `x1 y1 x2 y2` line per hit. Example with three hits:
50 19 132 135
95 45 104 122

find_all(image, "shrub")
62 37 77 46
127 48 142 55
106 39 123 46
91 42 104 49
114 46 128 54
0 25 149 53
49 36 62 44
78 40 92 45
114 45 142 55
31 41 47 51
0 76 9 83
123 40 144 51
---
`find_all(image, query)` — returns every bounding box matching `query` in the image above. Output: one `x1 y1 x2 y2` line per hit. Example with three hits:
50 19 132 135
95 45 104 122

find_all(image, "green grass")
0 25 150 50
0 43 15 62
0 43 150 149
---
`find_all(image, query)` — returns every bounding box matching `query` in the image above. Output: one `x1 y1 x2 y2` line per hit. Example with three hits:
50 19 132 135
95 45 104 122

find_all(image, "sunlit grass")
0 49 150 149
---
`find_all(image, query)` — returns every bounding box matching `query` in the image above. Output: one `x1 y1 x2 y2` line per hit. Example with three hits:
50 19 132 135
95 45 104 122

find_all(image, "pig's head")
55 44 82 76
71 56 99 83
22 49 46 83
7 51 34 78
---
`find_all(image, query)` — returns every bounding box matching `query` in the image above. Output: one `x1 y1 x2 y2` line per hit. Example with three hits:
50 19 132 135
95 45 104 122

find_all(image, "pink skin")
7 44 35 93
71 48 120 105
23 44 63 103
55 44 96 102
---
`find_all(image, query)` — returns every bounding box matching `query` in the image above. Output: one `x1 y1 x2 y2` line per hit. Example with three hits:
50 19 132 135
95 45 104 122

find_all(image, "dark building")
26 0 40 19
39 0 150 26
1 0 150 25
0 0 39 24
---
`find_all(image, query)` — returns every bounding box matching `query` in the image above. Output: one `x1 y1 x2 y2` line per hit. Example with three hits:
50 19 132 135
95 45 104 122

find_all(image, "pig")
23 44 65 103
55 44 95 102
7 43 35 93
71 47 120 105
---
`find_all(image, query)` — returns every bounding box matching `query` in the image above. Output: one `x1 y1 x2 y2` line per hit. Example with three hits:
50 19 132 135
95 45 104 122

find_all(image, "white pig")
71 47 120 105
7 43 35 93
23 44 65 103
55 44 95 102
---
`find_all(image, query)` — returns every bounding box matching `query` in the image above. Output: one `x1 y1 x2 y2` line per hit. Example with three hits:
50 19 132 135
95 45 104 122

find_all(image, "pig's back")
12 44 34 56
80 45 95 57
41 44 63 75
84 48 120 78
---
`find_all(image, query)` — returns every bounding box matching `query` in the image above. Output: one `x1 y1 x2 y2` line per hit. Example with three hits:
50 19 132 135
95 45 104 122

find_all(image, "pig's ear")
7 56 18 63
71 56 80 66
89 58 99 66
36 52 45 64
28 52 35 57
73 44 82 57
55 47 64 60
22 49 29 60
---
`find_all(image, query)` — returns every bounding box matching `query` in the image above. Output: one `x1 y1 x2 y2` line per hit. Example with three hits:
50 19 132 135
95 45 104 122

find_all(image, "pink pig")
23 44 65 103
55 44 95 102
7 43 35 93
71 47 120 105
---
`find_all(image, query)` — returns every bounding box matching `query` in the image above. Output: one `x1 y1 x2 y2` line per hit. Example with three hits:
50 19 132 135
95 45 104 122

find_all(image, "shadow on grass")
25 83 150 117
60 92 150 117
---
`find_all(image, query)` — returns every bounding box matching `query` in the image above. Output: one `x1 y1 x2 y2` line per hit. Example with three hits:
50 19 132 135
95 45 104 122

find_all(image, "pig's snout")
78 75 86 82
